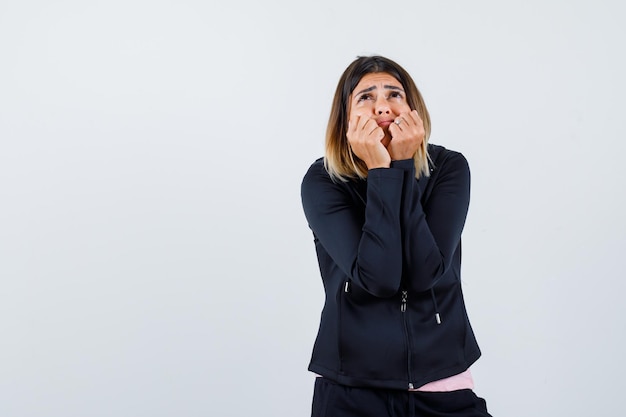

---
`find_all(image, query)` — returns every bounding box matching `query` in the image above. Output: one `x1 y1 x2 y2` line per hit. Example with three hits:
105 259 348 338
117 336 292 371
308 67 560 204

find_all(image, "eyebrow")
354 85 404 96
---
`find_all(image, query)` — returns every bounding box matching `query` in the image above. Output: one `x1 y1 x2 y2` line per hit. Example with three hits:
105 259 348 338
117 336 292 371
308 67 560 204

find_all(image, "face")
348 72 412 142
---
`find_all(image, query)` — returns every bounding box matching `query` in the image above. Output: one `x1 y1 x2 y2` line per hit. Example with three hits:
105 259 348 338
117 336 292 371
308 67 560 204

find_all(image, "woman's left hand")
387 110 424 160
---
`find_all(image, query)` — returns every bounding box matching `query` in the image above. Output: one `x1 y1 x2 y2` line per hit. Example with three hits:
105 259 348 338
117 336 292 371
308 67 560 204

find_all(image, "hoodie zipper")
400 289 414 389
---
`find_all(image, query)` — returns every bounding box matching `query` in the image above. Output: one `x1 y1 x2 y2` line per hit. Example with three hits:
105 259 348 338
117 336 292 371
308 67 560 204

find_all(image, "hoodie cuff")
390 159 415 171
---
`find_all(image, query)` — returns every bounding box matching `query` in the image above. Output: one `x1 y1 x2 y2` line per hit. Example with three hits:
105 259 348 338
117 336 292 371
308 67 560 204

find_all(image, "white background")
1 1 625 416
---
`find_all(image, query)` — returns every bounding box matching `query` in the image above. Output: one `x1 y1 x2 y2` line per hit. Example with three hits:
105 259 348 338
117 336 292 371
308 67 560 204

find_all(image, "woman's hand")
387 110 424 161
347 115 391 169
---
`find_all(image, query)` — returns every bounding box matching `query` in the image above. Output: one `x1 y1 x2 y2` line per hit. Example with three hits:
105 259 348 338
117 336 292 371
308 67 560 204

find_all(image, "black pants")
311 377 492 417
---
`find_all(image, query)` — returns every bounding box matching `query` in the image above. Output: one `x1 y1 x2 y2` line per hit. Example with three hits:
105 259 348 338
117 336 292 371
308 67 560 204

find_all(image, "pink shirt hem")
410 368 474 392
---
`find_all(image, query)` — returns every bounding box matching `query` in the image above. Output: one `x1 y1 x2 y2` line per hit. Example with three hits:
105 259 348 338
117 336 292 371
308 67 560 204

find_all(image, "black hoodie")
301 144 481 390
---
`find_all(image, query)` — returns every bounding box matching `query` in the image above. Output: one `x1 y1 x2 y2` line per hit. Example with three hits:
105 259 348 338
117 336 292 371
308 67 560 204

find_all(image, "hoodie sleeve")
301 160 406 298
394 151 471 291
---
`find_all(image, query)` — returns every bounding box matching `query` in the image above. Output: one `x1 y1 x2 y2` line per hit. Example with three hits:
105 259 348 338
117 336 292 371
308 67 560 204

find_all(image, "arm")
396 151 471 291
301 161 406 297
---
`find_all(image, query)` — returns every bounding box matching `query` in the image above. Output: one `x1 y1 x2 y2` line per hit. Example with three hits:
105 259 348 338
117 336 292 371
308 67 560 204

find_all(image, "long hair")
324 55 431 181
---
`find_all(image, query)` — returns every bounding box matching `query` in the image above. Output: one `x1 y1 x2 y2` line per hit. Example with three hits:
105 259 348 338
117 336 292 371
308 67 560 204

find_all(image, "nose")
375 96 390 115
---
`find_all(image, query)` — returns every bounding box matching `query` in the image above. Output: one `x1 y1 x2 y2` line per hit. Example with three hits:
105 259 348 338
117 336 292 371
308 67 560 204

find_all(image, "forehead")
353 72 402 93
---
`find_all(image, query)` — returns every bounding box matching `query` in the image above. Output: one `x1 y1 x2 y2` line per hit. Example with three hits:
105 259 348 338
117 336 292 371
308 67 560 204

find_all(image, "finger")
397 112 422 135
357 114 374 133
389 116 405 136
348 114 361 135
408 110 425 136
389 123 400 139
363 118 381 137
408 110 422 126
393 115 410 133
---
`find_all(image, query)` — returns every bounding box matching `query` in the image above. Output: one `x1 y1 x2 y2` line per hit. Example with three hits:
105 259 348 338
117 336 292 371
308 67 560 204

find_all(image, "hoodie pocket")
338 281 406 380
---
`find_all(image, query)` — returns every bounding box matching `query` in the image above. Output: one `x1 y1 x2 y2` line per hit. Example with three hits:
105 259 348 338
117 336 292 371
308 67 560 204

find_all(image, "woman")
300 55 493 417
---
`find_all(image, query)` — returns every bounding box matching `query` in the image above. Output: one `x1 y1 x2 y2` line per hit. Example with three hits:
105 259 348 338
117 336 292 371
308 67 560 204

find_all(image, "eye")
389 91 404 99
357 93 373 102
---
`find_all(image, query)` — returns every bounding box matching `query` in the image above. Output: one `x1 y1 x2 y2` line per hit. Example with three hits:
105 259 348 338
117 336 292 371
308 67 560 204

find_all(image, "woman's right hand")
347 115 391 169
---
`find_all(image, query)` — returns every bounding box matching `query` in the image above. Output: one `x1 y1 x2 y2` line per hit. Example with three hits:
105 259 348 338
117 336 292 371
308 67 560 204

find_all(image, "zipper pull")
401 290 408 312
344 281 350 293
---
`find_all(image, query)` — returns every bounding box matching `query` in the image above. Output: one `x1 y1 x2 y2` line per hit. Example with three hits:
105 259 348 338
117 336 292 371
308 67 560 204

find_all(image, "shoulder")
428 143 470 174
304 157 326 175
302 157 330 187
301 157 363 208
301 157 338 198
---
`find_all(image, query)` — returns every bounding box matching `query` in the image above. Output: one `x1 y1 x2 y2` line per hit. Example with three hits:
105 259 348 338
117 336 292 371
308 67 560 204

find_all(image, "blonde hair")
324 56 431 182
